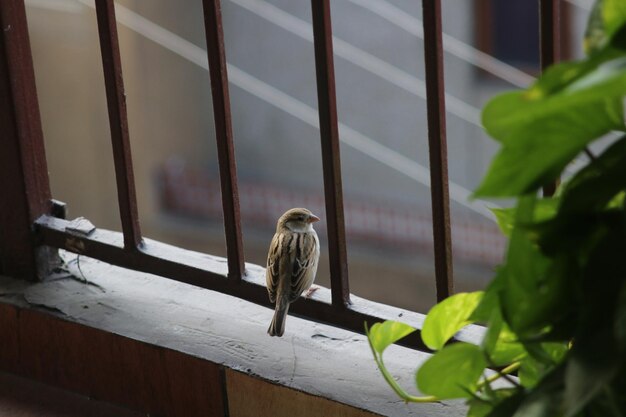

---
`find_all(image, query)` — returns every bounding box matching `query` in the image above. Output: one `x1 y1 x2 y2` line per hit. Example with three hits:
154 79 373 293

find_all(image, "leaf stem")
477 362 521 390
365 326 521 404
365 326 439 403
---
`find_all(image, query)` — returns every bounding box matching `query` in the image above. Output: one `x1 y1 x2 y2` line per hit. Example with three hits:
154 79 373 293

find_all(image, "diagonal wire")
229 0 482 127
345 0 535 88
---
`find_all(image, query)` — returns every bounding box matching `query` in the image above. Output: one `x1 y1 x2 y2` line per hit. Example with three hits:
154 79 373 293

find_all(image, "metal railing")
0 0 561 351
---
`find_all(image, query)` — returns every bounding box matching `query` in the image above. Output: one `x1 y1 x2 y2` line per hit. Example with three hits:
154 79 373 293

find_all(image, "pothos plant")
367 1 626 416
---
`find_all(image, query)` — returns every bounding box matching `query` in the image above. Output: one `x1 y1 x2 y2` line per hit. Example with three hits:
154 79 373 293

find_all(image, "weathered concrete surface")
0 252 470 417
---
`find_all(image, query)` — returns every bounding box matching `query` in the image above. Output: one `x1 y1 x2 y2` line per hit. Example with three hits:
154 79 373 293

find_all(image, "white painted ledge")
0 252 469 417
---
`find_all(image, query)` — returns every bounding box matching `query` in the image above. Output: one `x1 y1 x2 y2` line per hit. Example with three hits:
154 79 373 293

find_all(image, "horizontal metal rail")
35 215 485 351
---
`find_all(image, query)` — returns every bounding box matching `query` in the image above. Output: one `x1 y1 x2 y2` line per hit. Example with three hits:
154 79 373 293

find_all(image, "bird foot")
304 286 320 298
304 285 320 298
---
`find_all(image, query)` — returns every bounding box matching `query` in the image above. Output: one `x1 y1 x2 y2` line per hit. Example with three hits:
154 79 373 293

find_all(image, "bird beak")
308 214 320 223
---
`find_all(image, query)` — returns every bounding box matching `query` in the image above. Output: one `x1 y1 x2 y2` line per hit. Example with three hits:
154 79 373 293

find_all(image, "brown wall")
0 303 378 417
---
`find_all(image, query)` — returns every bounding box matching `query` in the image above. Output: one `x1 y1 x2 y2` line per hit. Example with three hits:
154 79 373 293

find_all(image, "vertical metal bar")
94 0 142 249
540 0 560 197
202 0 245 281
540 0 560 70
311 0 350 307
422 0 453 301
0 0 56 280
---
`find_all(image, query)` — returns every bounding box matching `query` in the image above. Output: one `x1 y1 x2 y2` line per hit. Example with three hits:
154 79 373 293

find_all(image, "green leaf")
484 391 526 417
565 342 620 417
604 0 626 41
476 51 626 198
606 190 625 209
421 291 483 350
367 321 416 355
483 54 626 143
481 304 527 366
529 46 622 98
513 391 562 417
471 271 506 323
491 198 559 238
499 197 559 334
519 355 542 389
585 0 609 55
491 208 515 238
489 324 527 366
475 98 623 197
513 364 566 417
481 305 503 356
585 0 626 54
468 399 493 417
468 389 519 417
560 135 626 213
564 226 626 416
416 343 487 399
519 343 569 388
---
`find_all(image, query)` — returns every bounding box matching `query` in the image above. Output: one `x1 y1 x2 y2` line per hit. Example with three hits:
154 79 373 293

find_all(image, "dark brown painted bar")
94 0 143 249
310 0 350 307
421 0 453 301
201 0 245 282
540 0 561 197
0 0 54 280
539 0 561 70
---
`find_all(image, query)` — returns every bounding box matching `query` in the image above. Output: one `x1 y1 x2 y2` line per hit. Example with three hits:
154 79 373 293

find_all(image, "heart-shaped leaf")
416 343 487 399
476 52 626 198
367 321 416 355
421 291 483 350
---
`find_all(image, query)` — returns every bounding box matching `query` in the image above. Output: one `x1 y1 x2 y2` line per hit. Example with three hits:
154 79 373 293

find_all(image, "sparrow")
266 208 320 337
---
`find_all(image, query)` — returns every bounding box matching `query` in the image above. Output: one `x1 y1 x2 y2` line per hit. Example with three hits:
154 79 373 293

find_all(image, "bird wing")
267 232 319 304
266 233 281 303
287 233 318 303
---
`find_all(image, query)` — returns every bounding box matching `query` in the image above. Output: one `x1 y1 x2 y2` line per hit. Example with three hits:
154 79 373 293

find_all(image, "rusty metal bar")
0 0 56 280
94 0 143 249
310 0 350 307
201 0 245 282
421 0 453 301
540 0 561 197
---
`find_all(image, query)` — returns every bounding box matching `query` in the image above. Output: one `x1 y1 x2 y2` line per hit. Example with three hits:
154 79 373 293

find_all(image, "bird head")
278 208 320 233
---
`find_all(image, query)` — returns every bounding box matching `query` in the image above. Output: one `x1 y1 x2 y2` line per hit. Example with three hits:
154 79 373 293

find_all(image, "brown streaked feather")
288 233 318 302
266 231 318 304
266 232 282 303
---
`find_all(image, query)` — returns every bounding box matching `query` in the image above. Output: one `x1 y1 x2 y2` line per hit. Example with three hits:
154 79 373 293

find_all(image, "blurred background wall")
25 0 590 312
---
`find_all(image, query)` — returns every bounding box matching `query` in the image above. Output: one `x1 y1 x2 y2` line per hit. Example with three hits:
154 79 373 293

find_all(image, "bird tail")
268 302 290 337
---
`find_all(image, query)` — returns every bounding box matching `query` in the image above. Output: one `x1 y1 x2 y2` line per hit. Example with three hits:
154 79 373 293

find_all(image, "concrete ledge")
0 253 469 416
